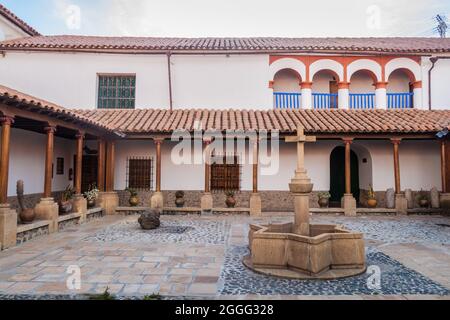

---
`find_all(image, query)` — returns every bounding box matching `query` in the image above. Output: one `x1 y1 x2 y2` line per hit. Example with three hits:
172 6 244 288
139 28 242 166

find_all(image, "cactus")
16 180 25 213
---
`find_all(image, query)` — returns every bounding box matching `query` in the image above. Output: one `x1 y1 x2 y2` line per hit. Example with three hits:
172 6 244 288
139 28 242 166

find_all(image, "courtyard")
0 213 448 300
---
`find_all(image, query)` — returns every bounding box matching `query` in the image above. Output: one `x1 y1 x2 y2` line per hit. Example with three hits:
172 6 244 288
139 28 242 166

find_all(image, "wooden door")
73 155 98 193
330 81 339 109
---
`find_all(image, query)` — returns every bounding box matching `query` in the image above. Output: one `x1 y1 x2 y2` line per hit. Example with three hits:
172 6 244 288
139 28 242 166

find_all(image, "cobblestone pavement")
0 214 448 299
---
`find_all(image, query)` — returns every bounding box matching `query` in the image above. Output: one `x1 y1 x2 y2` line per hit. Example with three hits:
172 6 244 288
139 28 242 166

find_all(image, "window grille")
210 154 241 192
98 75 136 109
126 157 154 190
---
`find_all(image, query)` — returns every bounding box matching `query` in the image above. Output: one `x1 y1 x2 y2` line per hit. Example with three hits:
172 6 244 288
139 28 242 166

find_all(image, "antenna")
434 14 448 38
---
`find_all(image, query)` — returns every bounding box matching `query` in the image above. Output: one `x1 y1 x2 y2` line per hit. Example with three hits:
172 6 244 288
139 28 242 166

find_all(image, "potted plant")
16 180 35 224
367 185 377 208
317 192 331 208
175 191 185 208
59 185 75 215
225 191 237 208
126 188 139 207
84 185 99 209
416 190 429 208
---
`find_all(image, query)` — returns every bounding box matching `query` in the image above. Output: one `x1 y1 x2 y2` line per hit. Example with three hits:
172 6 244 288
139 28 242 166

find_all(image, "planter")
87 199 96 209
226 196 236 208
19 208 36 224
367 198 377 208
318 198 329 208
129 195 140 207
59 201 73 215
175 197 185 208
419 199 429 208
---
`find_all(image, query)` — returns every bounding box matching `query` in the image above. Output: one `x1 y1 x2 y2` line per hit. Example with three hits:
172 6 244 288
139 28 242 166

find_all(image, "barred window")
98 75 136 109
126 157 154 190
210 155 241 191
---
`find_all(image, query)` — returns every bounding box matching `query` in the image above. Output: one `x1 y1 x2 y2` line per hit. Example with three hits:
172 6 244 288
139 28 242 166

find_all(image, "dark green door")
330 147 360 204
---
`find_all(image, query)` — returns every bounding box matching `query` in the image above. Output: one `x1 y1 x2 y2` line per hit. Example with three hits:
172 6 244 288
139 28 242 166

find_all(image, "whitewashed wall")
4 128 75 196
429 58 450 110
0 15 29 41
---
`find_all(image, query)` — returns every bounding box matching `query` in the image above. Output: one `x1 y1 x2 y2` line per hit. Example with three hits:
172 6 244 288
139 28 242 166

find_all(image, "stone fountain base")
244 223 366 280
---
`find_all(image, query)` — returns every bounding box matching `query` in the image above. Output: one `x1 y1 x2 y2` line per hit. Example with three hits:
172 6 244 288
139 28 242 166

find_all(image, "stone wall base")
395 194 408 215
98 192 119 215
341 194 357 216
0 204 17 250
150 192 164 209
34 198 59 233
200 193 213 212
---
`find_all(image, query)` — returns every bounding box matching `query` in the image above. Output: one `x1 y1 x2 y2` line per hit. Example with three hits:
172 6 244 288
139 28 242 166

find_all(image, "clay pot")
19 208 35 224
175 197 185 208
87 199 96 209
59 201 73 215
318 197 329 208
419 199 429 208
367 198 378 208
129 195 140 207
226 196 236 208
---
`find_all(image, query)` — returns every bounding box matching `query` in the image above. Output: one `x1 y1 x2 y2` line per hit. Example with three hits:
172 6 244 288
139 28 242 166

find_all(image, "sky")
1 0 449 37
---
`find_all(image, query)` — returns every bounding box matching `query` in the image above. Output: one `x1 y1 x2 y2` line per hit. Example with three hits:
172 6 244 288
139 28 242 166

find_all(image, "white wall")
273 69 301 93
349 72 375 93
0 15 29 41
312 73 334 93
430 58 450 109
4 128 75 196
387 71 410 93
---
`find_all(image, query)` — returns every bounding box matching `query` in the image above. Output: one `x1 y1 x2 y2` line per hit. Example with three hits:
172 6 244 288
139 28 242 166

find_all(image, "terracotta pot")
87 199 96 209
419 199 429 208
175 197 185 208
318 198 329 208
59 201 73 215
367 198 377 208
129 196 140 207
19 208 35 224
226 196 236 208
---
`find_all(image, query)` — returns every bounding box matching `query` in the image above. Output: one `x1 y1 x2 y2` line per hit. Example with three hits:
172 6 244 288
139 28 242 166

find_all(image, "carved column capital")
0 115 14 126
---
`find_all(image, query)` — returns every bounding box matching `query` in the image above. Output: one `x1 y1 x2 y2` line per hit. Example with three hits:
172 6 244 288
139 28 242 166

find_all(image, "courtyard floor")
0 213 449 300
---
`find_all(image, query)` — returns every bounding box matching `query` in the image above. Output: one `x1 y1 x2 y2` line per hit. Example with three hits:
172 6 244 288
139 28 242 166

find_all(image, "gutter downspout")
167 51 173 112
428 56 450 110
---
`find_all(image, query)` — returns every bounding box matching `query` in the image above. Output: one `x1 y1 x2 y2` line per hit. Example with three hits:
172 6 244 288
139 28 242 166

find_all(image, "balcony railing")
350 93 375 110
313 93 338 110
274 92 301 109
387 93 413 109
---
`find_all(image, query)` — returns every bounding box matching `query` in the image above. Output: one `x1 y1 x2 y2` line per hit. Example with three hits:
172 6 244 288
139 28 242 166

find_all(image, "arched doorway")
330 146 360 205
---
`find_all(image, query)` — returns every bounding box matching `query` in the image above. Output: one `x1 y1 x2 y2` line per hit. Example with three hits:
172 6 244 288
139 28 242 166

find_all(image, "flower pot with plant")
17 180 36 224
367 185 377 208
84 185 99 209
225 191 237 208
317 192 331 208
416 190 429 208
175 191 185 208
126 188 139 207
59 185 75 215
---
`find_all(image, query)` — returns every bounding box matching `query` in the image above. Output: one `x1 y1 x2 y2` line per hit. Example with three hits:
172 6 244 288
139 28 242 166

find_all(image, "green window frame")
97 75 136 109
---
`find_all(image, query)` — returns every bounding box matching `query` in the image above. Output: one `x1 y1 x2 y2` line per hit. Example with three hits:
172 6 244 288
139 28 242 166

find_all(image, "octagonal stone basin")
244 223 366 280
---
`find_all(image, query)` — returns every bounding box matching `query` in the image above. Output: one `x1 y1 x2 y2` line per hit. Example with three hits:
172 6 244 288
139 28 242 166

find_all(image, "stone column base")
341 194 357 216
250 193 262 216
0 204 17 250
201 193 213 214
150 192 164 209
97 192 119 215
395 193 408 215
73 195 87 223
34 198 59 233
440 193 450 210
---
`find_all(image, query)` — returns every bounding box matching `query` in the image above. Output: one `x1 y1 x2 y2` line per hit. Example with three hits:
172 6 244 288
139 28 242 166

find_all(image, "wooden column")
0 116 13 204
97 139 106 192
252 139 259 193
75 132 84 195
43 126 56 198
391 138 402 194
343 138 353 195
155 139 163 192
105 141 115 192
204 140 211 193
441 140 447 193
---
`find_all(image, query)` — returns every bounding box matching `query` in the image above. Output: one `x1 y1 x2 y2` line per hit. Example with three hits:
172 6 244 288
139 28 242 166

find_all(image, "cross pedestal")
285 125 316 236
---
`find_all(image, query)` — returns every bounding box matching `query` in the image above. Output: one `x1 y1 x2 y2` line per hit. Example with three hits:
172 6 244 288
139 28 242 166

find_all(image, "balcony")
274 92 301 109
387 93 413 109
349 94 375 110
313 93 338 110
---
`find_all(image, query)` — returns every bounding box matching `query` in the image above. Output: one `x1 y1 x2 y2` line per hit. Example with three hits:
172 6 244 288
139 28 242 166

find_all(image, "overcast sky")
1 0 449 37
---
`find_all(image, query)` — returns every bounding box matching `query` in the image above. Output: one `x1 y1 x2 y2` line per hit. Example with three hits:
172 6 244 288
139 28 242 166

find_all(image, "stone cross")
285 125 316 236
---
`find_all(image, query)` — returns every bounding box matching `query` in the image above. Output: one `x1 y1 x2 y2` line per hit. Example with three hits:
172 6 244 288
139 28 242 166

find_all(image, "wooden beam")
391 138 402 194
252 139 259 194
97 139 106 192
441 140 447 193
154 139 163 192
343 138 353 195
204 140 211 193
75 132 84 195
0 116 13 204
105 141 116 192
43 126 56 198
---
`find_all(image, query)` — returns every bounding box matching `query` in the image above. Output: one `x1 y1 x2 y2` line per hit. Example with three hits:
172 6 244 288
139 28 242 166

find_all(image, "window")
98 75 136 109
210 155 241 191
56 158 64 175
126 157 153 190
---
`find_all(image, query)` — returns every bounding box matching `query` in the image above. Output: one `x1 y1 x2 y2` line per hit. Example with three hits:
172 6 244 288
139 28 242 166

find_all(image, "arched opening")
387 68 415 109
272 69 302 109
349 70 377 109
329 146 360 205
312 70 340 109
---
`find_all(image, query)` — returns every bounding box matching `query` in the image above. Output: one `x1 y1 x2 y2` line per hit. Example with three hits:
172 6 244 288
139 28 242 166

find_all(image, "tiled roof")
0 85 112 132
1 36 450 54
74 109 450 135
0 4 40 36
